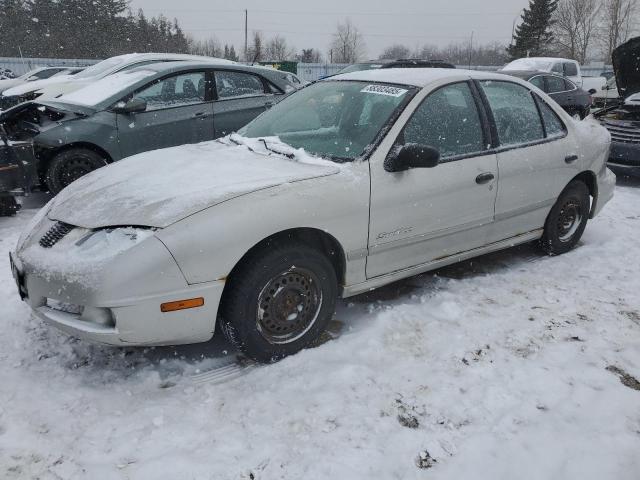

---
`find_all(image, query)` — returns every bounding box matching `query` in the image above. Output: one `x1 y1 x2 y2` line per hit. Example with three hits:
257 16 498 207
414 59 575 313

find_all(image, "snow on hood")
48 136 341 229
612 36 640 99
2 75 76 97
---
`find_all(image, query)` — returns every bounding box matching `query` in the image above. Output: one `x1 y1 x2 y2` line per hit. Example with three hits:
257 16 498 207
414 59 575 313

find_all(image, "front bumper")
11 234 226 347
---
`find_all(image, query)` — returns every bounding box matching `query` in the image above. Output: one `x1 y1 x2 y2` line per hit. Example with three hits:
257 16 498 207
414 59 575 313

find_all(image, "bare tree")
188 36 223 58
265 35 296 61
379 44 411 60
599 0 638 60
297 48 323 63
329 19 366 63
553 0 600 63
247 31 264 63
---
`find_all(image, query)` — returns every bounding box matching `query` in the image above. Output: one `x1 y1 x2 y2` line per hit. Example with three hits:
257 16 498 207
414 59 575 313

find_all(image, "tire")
540 180 590 255
46 148 108 195
219 242 338 363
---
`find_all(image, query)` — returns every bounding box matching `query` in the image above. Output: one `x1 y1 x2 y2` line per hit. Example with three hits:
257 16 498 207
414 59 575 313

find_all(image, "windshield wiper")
260 138 295 159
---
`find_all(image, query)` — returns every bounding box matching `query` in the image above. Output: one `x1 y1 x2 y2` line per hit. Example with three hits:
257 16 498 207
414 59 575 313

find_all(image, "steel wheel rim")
256 267 323 345
557 200 583 242
59 156 95 188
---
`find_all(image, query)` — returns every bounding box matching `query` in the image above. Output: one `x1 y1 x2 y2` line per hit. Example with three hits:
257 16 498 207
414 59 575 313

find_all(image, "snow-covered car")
0 53 234 110
0 61 295 195
0 68 15 80
596 37 640 176
0 66 72 101
10 68 615 363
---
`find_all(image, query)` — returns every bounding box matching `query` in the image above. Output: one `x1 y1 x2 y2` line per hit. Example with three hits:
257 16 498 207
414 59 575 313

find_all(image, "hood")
0 78 26 93
0 100 94 123
2 76 76 97
612 37 640 99
48 137 341 229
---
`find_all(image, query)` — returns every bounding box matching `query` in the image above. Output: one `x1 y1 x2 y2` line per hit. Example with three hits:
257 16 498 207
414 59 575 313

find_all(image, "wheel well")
571 171 598 216
228 228 347 287
37 142 113 180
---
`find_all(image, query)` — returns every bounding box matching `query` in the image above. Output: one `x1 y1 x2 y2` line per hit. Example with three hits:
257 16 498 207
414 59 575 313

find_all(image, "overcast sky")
128 0 531 58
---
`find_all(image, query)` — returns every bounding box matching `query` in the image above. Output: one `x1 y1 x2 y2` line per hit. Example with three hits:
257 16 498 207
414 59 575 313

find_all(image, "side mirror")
113 97 147 114
588 88 597 95
384 144 440 172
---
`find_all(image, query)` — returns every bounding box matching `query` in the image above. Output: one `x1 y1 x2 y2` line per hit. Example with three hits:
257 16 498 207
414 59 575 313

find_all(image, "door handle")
193 111 210 118
475 172 495 184
264 101 274 109
565 154 578 164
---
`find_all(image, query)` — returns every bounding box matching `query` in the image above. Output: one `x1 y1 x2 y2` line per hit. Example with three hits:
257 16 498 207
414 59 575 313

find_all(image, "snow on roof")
58 69 157 107
330 68 509 88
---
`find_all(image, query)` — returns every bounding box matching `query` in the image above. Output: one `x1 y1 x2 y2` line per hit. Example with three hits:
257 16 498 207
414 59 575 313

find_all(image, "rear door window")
546 75 566 93
402 82 486 159
480 80 544 147
534 95 566 138
215 71 266 99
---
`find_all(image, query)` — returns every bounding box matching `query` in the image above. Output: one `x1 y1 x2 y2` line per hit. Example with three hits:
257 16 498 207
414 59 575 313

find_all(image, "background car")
592 76 621 108
10 68 614 363
502 70 593 119
0 53 234 110
0 61 295 194
0 68 15 80
335 59 455 76
0 66 72 103
596 36 640 176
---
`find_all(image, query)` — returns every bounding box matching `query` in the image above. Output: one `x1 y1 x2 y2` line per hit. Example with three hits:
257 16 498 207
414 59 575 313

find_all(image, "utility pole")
468 31 474 69
244 10 248 62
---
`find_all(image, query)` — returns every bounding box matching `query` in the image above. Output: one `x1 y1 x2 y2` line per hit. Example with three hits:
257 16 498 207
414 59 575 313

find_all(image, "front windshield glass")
74 56 128 79
240 81 415 161
338 64 384 75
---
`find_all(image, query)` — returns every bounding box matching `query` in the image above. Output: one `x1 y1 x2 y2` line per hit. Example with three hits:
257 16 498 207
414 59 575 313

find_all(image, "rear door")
477 80 579 243
212 70 279 137
116 70 214 158
367 81 498 278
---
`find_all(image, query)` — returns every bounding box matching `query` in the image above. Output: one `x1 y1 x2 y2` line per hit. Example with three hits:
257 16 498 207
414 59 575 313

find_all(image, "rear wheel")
540 180 590 255
46 148 107 195
219 242 338 363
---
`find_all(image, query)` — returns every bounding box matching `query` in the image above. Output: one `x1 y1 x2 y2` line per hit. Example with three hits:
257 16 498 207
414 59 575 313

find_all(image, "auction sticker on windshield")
361 85 408 97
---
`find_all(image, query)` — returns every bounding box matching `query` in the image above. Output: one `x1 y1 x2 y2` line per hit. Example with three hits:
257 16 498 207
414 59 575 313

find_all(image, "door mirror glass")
113 97 147 114
384 144 440 172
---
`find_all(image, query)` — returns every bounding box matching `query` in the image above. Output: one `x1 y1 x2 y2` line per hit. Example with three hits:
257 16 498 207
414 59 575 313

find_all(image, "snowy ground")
1 179 640 480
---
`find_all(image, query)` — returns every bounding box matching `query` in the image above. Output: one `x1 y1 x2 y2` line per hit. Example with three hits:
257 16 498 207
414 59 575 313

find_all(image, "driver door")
367 81 498 278
116 70 214 159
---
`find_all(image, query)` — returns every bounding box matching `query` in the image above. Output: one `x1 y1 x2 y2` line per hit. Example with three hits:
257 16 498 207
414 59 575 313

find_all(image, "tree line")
509 0 638 64
0 0 191 58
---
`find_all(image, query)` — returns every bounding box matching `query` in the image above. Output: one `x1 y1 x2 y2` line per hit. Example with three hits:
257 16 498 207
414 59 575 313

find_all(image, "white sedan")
10 68 615 362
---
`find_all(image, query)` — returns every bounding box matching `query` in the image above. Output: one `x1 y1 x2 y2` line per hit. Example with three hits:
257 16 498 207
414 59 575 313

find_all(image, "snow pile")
0 182 639 478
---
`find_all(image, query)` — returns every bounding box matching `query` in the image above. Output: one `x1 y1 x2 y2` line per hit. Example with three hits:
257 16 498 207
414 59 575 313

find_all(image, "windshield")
20 68 60 80
74 56 129 79
338 63 384 75
240 81 415 161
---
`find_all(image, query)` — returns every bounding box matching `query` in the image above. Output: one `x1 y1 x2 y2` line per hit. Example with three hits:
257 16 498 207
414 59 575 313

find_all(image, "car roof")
500 70 559 79
328 68 526 88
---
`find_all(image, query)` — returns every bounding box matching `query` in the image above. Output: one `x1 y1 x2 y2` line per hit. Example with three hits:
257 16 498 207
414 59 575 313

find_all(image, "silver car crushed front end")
11 212 225 346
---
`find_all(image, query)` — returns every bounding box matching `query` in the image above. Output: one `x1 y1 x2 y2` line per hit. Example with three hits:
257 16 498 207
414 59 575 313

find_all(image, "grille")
603 120 640 144
39 222 75 248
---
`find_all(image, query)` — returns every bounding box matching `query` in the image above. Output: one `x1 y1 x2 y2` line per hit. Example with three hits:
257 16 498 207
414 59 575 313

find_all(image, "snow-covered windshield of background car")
240 81 415 161
503 58 553 71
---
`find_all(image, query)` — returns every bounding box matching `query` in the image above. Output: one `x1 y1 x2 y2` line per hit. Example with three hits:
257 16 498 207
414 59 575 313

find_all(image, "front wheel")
46 148 108 195
540 180 590 255
219 242 338 363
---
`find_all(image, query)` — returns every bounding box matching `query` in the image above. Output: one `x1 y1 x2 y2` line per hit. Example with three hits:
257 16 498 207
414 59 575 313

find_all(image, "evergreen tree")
228 45 238 61
507 0 558 59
